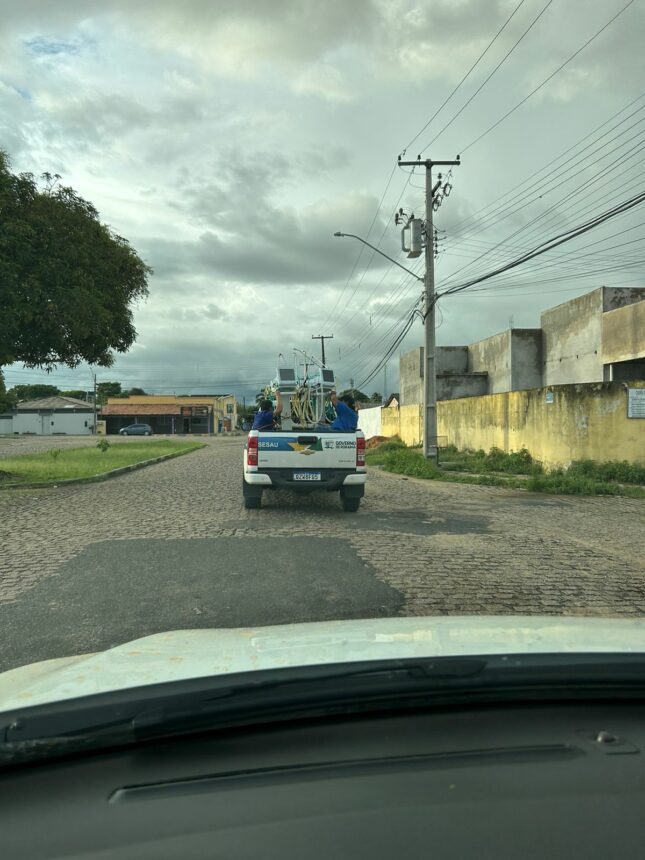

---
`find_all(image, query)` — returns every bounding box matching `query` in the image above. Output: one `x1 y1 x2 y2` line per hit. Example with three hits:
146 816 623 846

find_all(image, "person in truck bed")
317 391 358 432
252 391 283 431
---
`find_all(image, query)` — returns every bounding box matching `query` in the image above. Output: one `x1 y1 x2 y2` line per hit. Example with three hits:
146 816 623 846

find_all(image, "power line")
438 132 645 288
320 161 398 330
401 0 529 154
447 97 645 246
325 172 418 333
439 188 645 298
327 1 534 334
419 0 554 153
460 0 637 154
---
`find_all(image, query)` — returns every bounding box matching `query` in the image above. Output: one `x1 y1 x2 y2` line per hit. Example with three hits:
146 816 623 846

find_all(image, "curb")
0 444 205 490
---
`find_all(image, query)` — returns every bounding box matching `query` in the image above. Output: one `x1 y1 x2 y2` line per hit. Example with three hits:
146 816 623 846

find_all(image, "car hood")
1 615 645 713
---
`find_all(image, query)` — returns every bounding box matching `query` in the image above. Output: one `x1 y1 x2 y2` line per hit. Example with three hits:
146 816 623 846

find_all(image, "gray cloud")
3 0 642 398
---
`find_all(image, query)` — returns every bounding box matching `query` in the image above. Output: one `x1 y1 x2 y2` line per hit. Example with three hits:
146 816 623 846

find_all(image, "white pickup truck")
243 429 366 511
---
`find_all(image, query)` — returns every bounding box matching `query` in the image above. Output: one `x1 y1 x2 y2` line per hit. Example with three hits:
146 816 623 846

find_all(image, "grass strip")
366 445 645 498
0 440 204 485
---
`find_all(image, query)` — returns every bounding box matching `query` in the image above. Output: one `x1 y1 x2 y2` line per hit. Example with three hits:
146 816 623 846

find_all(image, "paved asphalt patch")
0 537 402 671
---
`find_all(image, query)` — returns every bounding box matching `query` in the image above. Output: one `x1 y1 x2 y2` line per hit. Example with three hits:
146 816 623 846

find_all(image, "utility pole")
92 371 97 435
397 155 460 461
312 334 333 367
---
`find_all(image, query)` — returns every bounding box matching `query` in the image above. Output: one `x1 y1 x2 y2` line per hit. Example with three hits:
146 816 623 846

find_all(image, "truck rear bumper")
244 469 366 493
244 473 272 485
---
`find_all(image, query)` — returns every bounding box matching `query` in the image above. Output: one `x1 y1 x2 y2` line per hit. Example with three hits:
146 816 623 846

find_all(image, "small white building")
2 396 95 436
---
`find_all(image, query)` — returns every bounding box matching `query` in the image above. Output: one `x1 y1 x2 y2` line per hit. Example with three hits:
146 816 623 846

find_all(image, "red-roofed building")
101 395 236 435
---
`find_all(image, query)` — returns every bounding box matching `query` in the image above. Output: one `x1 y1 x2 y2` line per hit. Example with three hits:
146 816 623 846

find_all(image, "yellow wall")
381 407 400 438
399 404 423 446
381 383 645 468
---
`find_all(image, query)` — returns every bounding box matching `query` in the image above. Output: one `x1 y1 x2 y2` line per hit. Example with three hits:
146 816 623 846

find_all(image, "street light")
333 232 424 281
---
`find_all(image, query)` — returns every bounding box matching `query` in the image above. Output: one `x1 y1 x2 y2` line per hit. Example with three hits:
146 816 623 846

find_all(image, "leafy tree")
0 374 16 412
96 381 122 404
8 383 60 401
370 392 382 402
127 387 146 395
0 151 151 374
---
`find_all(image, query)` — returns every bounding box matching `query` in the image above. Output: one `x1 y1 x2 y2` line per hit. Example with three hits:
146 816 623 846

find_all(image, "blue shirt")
252 409 275 430
331 400 358 432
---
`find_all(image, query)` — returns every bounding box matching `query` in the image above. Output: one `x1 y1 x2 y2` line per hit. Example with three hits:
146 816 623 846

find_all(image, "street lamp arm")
334 232 423 281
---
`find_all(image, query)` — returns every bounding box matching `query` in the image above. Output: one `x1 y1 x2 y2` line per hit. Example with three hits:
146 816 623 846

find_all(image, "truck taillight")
357 436 365 467
247 435 258 467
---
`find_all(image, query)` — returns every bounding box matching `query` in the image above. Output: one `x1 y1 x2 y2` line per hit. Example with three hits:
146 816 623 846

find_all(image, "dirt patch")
366 435 393 449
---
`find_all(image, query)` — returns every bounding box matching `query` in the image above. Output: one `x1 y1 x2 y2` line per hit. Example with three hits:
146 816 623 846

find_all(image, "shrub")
96 438 110 453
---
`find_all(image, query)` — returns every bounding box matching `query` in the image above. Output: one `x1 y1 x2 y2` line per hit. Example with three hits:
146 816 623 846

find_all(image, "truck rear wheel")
341 496 361 512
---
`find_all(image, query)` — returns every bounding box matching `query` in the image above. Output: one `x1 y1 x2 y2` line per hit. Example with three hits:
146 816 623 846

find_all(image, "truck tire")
341 496 361 512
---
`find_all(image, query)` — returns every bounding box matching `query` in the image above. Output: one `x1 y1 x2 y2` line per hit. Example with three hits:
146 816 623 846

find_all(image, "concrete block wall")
379 382 645 468
437 346 468 373
400 346 485 404
510 330 542 390
602 299 645 365
540 288 643 386
399 347 423 406
468 331 512 392
541 289 605 386
437 373 488 400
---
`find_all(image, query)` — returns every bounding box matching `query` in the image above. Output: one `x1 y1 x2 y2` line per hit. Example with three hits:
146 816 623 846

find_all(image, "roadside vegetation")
366 441 645 498
0 440 204 486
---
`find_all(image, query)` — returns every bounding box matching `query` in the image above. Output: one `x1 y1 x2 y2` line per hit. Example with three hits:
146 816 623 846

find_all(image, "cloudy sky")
2 0 644 398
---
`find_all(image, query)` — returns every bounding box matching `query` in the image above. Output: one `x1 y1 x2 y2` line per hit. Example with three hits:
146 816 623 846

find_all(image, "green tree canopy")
8 383 60 401
0 151 151 371
0 374 16 412
127 387 146 395
370 392 382 402
96 381 122 404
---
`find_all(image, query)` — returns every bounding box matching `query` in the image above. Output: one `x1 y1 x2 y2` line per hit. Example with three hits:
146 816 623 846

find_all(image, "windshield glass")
1 0 644 704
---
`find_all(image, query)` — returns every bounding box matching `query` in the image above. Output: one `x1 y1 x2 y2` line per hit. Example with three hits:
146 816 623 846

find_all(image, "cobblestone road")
0 436 644 670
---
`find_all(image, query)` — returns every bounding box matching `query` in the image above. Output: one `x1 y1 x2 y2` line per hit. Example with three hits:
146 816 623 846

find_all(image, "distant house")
101 394 237 435
383 393 400 408
1 396 95 436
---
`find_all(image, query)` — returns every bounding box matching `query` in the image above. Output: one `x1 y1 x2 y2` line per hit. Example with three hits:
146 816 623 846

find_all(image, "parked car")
119 423 153 436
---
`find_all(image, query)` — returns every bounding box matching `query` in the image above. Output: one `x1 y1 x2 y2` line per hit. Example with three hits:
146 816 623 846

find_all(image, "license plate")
293 471 321 481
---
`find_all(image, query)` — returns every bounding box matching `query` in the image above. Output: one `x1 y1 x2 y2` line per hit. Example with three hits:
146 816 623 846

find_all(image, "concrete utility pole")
92 371 97 435
397 156 460 461
312 334 333 367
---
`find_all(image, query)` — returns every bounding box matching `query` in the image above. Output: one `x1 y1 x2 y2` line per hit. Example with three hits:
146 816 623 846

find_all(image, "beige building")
101 394 237 435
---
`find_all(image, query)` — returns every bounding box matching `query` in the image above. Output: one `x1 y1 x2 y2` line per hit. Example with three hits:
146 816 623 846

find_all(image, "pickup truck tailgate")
257 433 358 469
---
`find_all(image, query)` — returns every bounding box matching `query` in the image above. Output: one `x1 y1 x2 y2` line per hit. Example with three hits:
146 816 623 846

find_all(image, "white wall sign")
545 391 554 404
627 388 645 418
